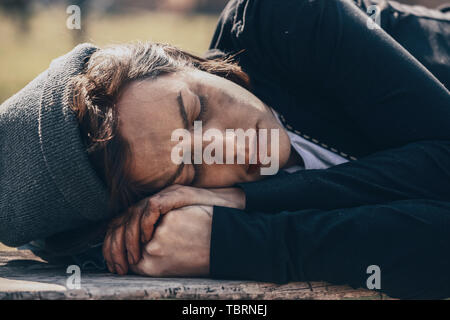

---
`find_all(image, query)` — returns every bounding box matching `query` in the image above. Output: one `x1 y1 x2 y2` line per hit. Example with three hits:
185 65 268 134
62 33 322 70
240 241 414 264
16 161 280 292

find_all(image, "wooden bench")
0 246 392 300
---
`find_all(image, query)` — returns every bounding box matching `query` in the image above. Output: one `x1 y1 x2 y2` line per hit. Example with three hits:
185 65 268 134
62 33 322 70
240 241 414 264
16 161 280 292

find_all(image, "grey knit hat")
0 43 111 247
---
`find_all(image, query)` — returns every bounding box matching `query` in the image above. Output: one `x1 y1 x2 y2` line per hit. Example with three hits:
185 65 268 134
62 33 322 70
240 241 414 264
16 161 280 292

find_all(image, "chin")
280 145 291 168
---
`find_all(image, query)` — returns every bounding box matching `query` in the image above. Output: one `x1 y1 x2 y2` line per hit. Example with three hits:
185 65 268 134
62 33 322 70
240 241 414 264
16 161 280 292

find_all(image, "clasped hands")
102 185 245 276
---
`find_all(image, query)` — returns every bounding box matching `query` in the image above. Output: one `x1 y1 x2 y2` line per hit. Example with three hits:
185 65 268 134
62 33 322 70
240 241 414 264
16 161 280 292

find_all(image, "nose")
193 129 257 165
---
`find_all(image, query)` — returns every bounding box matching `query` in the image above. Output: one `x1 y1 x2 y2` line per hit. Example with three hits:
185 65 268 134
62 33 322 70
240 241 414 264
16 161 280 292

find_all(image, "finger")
110 224 128 275
103 213 129 274
125 206 144 265
163 186 218 210
154 185 196 212
102 229 115 273
151 190 193 215
109 214 128 229
140 198 161 243
158 194 186 213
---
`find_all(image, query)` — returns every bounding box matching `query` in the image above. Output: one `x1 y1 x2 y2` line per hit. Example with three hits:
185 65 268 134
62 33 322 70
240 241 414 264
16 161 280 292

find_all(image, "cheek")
208 95 257 127
279 130 292 161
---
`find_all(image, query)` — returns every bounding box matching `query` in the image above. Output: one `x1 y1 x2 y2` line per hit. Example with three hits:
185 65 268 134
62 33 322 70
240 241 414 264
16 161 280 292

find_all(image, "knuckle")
148 198 160 212
145 241 163 256
157 193 169 202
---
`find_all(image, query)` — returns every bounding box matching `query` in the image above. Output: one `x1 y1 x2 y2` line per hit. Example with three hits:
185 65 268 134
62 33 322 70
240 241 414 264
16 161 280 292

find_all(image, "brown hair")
70 42 251 216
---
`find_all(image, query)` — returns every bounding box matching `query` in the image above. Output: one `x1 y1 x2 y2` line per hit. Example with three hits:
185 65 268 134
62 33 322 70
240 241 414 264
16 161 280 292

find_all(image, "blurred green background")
1 0 448 104
0 0 225 104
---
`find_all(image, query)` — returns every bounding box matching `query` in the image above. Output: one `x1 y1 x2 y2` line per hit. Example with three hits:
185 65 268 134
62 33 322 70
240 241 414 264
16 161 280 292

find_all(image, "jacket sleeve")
238 140 450 213
210 199 450 299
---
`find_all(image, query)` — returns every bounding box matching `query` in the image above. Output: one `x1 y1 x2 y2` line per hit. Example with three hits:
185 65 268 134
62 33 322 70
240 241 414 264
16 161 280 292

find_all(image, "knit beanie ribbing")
0 43 111 247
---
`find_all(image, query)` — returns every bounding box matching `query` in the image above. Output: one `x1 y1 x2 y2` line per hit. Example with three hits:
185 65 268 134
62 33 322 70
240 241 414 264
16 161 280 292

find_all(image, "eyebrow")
162 92 190 187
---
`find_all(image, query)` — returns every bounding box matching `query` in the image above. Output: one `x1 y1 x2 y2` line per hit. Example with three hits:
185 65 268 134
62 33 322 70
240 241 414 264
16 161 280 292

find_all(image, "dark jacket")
207 0 450 299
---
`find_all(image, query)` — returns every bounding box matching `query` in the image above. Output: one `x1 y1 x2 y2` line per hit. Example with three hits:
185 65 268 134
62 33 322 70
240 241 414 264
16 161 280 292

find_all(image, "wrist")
209 187 246 210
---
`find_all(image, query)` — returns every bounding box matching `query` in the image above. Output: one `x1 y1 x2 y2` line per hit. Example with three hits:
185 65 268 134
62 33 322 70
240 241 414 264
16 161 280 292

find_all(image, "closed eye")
195 95 208 121
190 95 208 185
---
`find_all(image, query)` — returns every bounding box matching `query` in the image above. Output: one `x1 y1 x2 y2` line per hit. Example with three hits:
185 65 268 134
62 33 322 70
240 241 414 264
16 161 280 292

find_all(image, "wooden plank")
0 249 389 300
0 243 16 251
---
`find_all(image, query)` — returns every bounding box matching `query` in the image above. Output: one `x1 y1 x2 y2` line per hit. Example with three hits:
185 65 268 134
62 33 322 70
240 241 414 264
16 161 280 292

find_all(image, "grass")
0 6 219 103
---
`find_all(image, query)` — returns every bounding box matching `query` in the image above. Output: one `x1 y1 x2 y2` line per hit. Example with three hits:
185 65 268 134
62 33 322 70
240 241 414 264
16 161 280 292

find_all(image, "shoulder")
208 0 325 63
208 0 284 70
208 0 242 55
206 2 317 88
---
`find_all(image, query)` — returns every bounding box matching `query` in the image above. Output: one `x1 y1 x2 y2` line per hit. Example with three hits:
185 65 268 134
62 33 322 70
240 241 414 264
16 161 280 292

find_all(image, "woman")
1 0 449 299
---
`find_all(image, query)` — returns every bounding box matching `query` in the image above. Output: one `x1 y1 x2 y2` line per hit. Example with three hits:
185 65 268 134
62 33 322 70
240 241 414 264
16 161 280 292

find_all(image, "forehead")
116 76 186 189
118 77 184 135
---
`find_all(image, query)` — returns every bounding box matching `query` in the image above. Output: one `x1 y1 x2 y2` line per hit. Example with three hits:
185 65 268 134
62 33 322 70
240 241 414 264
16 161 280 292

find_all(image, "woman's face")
117 68 291 190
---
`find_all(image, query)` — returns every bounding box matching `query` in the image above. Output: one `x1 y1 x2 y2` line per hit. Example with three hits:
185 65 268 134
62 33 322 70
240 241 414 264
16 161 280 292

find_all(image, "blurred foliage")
0 0 33 32
0 5 219 103
0 0 448 103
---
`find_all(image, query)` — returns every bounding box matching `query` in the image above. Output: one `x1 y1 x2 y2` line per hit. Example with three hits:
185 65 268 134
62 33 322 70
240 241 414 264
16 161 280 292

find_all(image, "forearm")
208 187 246 210
210 200 450 299
239 140 450 213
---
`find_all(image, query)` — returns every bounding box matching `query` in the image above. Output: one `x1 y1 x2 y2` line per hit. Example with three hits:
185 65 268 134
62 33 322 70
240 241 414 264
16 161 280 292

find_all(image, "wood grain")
0 249 391 300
